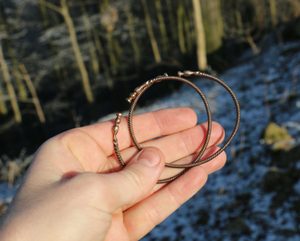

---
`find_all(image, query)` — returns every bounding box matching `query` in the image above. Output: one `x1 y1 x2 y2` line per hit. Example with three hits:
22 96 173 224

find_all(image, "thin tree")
8 47 27 101
44 0 94 103
183 0 194 53
0 83 7 115
251 0 267 32
166 0 177 42
92 28 113 88
155 0 168 54
192 0 207 70
19 64 46 123
99 1 120 77
39 0 50 27
177 2 187 54
269 0 277 28
0 42 22 122
125 3 141 65
80 4 100 78
201 0 224 53
141 0 161 63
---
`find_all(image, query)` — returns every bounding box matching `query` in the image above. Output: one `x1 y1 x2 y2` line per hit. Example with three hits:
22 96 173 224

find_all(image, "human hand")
0 108 226 241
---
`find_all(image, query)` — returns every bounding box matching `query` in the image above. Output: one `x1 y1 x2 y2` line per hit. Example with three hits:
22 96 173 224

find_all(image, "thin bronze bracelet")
113 71 240 184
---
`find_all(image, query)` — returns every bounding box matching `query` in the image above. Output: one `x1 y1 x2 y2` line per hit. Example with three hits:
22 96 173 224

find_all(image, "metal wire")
113 71 240 184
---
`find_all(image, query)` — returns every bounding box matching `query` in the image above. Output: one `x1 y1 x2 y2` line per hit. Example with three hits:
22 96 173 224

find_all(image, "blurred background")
0 0 300 240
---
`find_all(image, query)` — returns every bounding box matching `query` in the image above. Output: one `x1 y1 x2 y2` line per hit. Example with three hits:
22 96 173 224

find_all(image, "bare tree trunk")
269 0 277 27
155 0 168 54
177 2 187 54
81 5 100 78
288 0 300 18
93 4 113 88
0 42 22 122
13 70 27 100
39 0 49 26
99 2 121 78
245 35 260 55
93 29 112 87
0 84 7 115
252 0 266 32
192 0 207 70
60 0 94 103
201 0 224 53
166 0 177 41
183 0 194 53
19 64 46 123
8 47 28 100
125 4 141 65
141 0 161 63
107 32 118 76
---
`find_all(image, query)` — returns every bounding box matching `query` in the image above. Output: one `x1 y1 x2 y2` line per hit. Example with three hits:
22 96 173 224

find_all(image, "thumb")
99 147 165 212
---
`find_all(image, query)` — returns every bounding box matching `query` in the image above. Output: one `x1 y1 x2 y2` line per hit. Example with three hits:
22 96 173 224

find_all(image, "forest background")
0 0 299 184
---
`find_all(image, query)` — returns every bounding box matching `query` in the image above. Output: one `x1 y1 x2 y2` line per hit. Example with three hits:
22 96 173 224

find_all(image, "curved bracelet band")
113 71 240 184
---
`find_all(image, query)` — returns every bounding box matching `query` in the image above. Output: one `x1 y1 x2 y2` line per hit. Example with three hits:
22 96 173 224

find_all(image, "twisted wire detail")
112 71 240 184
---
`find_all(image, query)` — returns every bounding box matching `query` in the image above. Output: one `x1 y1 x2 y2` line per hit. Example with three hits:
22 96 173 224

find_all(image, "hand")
0 108 226 241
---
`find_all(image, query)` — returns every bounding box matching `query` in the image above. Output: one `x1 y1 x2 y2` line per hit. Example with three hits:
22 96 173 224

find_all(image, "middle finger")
106 121 224 171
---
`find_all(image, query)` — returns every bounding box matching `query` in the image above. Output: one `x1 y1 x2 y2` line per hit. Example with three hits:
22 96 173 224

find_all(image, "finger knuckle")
179 128 199 154
166 186 183 208
56 129 83 146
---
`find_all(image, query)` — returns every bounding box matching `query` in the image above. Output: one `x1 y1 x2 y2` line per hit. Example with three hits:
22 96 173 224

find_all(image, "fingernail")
137 149 161 167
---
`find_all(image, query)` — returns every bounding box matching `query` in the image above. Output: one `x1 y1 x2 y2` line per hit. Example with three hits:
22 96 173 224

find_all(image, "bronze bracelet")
113 71 240 184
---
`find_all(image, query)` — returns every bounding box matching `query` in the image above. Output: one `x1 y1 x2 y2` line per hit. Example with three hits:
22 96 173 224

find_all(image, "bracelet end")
178 70 201 77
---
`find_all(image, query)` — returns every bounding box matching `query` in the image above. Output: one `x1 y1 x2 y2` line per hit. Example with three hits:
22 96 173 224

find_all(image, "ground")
138 41 300 241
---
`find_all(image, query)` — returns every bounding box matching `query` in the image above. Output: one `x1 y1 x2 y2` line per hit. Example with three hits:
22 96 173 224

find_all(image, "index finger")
80 107 198 156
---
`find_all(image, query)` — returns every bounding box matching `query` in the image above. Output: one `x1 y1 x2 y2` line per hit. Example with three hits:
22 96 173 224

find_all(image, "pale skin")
0 107 226 241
